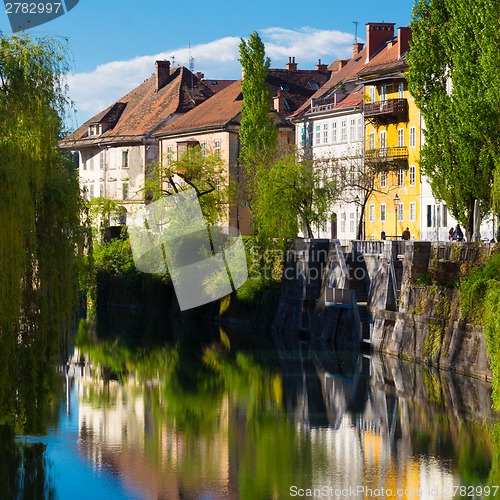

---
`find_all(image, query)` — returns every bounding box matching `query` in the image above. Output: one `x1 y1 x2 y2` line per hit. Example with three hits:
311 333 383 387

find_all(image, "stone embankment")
273 238 497 380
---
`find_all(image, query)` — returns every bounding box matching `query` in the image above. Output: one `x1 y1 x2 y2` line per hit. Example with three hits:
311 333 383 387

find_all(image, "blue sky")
0 0 414 127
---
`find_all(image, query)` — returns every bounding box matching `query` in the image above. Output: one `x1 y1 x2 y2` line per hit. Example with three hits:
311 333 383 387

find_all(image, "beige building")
60 61 233 225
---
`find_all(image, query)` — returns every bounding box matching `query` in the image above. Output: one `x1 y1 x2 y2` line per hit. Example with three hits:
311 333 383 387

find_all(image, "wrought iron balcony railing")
365 147 408 169
364 98 408 122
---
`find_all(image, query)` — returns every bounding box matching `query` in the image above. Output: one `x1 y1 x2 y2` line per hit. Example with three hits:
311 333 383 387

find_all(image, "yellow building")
358 25 422 240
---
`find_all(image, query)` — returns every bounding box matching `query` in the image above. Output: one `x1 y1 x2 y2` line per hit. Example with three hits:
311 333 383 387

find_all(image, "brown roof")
60 67 234 148
356 39 408 78
294 28 410 118
155 66 330 137
293 46 370 116
155 80 244 136
265 68 330 114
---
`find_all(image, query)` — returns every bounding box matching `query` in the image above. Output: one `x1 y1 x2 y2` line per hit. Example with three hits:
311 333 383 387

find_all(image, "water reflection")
67 323 500 500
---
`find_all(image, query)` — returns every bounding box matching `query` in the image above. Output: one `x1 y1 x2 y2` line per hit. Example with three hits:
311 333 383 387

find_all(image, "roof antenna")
353 21 359 44
189 43 195 95
171 55 176 65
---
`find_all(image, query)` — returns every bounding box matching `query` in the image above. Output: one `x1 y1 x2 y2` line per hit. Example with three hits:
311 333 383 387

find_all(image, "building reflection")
69 335 498 499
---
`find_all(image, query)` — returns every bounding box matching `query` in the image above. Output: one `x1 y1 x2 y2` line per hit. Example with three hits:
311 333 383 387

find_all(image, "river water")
7 320 500 500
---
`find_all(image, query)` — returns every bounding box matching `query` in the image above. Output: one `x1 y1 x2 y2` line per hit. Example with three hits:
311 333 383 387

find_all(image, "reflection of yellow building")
358 25 422 240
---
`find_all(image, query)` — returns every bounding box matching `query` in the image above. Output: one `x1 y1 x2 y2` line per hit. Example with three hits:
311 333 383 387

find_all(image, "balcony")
365 147 408 169
364 98 408 123
310 93 349 113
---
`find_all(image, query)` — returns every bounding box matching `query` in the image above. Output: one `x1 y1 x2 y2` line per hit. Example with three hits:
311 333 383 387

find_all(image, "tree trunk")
357 203 366 240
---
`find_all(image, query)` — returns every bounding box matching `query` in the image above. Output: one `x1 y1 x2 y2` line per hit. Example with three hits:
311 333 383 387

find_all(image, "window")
427 205 432 227
99 183 104 197
409 165 416 185
332 122 337 143
308 81 319 90
380 130 387 149
300 125 306 147
369 203 375 222
200 142 207 158
166 146 173 165
340 119 347 141
410 202 416 221
380 171 387 188
380 204 386 222
409 126 416 147
100 152 104 170
398 168 405 186
369 86 376 103
349 212 355 232
398 82 404 99
280 83 289 91
89 184 94 198
88 124 101 136
350 118 356 142
340 212 346 232
380 84 387 102
323 123 328 144
122 151 129 168
357 117 363 140
443 205 448 227
398 203 404 222
89 156 94 171
369 132 375 150
122 182 129 200
315 125 321 145
398 128 404 147
215 140 221 158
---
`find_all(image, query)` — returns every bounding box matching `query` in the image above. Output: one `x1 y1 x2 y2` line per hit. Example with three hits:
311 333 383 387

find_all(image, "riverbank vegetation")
460 251 500 408
0 34 87 433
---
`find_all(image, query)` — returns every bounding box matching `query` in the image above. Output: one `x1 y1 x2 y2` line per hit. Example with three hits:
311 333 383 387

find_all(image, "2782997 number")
5 2 62 14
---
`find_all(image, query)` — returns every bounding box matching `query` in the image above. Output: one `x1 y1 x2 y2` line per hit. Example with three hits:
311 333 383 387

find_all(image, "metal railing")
365 146 408 163
364 98 408 118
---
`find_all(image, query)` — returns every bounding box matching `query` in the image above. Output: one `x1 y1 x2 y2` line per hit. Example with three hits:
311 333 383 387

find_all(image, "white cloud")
67 28 354 127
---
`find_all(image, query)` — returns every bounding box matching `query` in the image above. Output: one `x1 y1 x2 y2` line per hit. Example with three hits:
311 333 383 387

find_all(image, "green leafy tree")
238 31 277 171
253 150 338 240
146 146 228 226
407 0 497 239
0 34 86 430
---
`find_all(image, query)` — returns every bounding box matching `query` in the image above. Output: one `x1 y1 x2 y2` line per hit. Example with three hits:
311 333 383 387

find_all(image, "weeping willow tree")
0 34 86 432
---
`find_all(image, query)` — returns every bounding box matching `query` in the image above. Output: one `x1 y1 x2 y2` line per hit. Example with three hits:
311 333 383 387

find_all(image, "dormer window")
88 124 102 136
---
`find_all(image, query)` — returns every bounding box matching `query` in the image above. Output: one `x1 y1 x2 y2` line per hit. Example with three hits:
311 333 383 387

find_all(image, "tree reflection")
75 320 500 500
0 426 56 499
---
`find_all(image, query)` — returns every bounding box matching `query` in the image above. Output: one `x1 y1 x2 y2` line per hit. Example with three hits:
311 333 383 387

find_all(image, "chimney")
352 42 364 57
195 71 205 80
337 59 349 71
286 56 298 71
273 90 284 113
316 59 328 72
398 26 412 59
365 23 395 61
155 60 171 91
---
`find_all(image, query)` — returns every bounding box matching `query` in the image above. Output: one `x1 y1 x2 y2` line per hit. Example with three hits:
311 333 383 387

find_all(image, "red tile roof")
60 67 234 148
154 67 330 137
294 29 410 117
155 80 244 136
293 47 369 116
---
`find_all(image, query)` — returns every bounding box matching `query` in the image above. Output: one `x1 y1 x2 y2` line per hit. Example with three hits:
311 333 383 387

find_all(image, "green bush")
460 252 500 408
94 237 135 276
